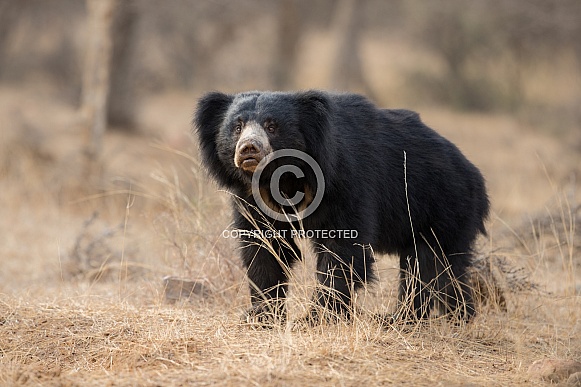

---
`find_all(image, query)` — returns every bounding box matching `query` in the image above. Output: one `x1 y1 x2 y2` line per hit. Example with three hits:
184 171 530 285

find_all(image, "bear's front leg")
303 241 374 326
312 255 353 322
238 231 301 328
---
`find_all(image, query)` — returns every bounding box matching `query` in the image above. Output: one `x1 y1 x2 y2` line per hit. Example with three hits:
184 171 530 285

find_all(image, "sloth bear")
194 90 489 326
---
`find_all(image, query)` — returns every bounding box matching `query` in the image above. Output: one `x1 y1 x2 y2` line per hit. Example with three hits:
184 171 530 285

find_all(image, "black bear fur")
194 90 490 326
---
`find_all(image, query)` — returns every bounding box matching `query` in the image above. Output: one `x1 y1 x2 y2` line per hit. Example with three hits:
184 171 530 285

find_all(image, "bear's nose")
239 141 261 156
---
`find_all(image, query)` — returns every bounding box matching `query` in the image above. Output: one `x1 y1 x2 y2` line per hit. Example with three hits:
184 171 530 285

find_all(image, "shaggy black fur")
194 90 489 325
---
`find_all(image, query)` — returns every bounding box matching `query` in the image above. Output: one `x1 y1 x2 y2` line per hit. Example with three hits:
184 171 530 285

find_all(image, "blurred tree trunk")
330 0 377 100
81 0 116 162
107 1 138 129
0 0 22 79
272 0 301 90
0 1 12 78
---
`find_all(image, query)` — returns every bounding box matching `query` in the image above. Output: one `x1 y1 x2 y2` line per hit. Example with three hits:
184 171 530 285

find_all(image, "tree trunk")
272 0 301 90
330 0 377 100
81 0 116 162
107 1 138 129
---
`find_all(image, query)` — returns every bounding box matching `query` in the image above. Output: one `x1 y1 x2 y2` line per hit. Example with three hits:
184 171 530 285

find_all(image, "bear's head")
194 91 336 193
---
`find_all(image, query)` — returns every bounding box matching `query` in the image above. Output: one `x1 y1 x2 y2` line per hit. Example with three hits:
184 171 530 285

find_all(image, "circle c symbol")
270 165 305 207
251 149 325 222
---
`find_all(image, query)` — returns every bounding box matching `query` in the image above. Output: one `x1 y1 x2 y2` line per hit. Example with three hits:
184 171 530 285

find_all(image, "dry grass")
0 84 580 386
1 287 578 385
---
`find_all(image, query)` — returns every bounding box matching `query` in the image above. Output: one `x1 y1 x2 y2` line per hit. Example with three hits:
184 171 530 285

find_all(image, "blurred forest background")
1 0 581 133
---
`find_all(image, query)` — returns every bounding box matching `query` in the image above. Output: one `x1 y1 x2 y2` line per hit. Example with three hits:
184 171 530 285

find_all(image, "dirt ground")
0 80 580 386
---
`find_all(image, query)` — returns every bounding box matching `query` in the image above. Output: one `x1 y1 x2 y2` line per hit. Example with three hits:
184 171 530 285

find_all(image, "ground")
0 82 579 386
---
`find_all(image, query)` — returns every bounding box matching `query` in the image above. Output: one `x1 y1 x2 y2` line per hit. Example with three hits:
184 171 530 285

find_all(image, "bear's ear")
193 91 234 175
296 90 331 139
296 90 337 180
194 91 233 139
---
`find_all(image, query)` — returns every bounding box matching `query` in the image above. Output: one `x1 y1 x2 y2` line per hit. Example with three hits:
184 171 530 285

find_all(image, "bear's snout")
234 122 272 173
236 139 263 171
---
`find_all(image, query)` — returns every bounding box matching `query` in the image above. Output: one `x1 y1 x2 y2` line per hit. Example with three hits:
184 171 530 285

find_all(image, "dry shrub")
471 253 543 312
63 212 143 282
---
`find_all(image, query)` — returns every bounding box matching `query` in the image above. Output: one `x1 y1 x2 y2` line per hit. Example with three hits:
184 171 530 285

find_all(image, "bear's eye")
234 123 242 134
266 123 276 134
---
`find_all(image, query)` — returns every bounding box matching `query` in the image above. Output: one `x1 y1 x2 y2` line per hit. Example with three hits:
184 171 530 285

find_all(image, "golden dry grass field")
1 19 581 386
